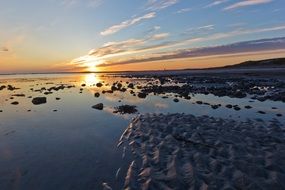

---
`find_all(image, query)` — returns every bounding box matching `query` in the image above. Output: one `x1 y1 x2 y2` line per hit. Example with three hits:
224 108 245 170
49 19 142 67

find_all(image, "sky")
0 0 285 73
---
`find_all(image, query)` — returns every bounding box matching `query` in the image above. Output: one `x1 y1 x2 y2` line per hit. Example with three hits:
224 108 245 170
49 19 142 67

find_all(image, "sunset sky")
0 0 285 73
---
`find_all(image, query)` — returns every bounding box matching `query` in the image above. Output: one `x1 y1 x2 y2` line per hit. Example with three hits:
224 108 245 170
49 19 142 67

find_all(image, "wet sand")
118 114 285 189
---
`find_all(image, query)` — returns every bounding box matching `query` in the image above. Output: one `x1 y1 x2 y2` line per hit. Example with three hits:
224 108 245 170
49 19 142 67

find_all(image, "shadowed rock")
32 97 47 105
138 92 147 99
11 101 19 105
92 103 104 110
94 92 100 97
96 83 103 87
114 105 137 114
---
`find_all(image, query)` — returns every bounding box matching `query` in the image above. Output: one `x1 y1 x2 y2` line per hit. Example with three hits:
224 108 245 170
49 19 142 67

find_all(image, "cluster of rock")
127 75 285 102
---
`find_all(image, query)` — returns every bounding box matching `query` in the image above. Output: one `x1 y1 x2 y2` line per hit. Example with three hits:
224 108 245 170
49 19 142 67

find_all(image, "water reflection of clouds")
103 106 135 120
154 102 169 109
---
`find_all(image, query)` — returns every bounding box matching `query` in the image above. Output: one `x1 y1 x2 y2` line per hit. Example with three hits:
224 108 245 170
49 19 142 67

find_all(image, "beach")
0 69 284 189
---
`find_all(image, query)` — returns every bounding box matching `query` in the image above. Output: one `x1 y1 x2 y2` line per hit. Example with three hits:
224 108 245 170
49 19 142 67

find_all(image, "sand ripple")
118 114 285 189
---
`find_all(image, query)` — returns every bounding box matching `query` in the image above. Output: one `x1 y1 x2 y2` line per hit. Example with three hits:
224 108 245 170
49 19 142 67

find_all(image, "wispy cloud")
96 37 285 67
184 24 215 35
61 0 103 8
205 0 228 8
224 0 273 10
148 33 170 40
146 0 179 11
100 12 156 36
70 24 285 70
175 8 192 14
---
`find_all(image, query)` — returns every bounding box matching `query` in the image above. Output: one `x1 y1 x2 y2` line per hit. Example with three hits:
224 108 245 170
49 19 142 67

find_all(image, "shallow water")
0 73 284 189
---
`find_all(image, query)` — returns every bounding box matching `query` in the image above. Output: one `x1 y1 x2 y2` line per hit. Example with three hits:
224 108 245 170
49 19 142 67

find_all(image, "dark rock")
138 92 147 99
12 94 25 97
94 92 100 97
128 83 134 89
257 111 266 114
244 105 252 109
117 83 122 89
276 113 282 117
234 106 241 111
92 103 104 110
32 97 47 105
81 84 86 87
113 105 137 114
211 105 219 109
173 98 179 102
44 91 52 95
0 85 6 90
7 85 19 91
11 101 19 105
226 104 233 109
196 101 203 104
56 97 61 100
96 83 103 87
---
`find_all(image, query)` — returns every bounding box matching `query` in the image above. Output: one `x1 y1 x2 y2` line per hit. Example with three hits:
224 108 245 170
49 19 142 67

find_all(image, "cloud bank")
95 37 285 67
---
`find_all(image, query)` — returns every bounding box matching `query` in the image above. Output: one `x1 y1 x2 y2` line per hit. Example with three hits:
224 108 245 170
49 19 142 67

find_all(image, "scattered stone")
55 97 61 100
7 85 19 91
173 98 179 102
92 103 104 110
96 83 103 87
138 92 147 99
127 83 134 89
276 113 282 117
114 105 137 114
12 94 25 97
196 101 203 104
11 101 19 105
94 92 100 97
226 104 233 109
0 85 6 90
211 105 219 109
258 111 266 114
244 105 252 109
81 84 86 87
32 97 47 105
234 106 241 111
44 91 52 95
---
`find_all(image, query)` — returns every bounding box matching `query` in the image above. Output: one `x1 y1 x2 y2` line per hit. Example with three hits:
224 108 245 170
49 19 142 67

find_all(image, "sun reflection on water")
82 73 100 86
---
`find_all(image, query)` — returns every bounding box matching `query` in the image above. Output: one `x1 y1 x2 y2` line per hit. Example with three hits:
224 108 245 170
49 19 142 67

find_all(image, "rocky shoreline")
118 114 285 190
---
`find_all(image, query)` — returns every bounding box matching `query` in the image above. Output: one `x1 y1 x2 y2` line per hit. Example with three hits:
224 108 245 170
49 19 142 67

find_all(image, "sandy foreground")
118 113 285 190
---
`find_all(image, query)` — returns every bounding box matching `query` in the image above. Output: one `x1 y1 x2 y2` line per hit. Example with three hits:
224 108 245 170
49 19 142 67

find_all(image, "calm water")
0 73 284 190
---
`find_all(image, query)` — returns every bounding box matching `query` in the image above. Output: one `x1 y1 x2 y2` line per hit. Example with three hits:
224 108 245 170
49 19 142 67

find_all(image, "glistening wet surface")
0 73 284 189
